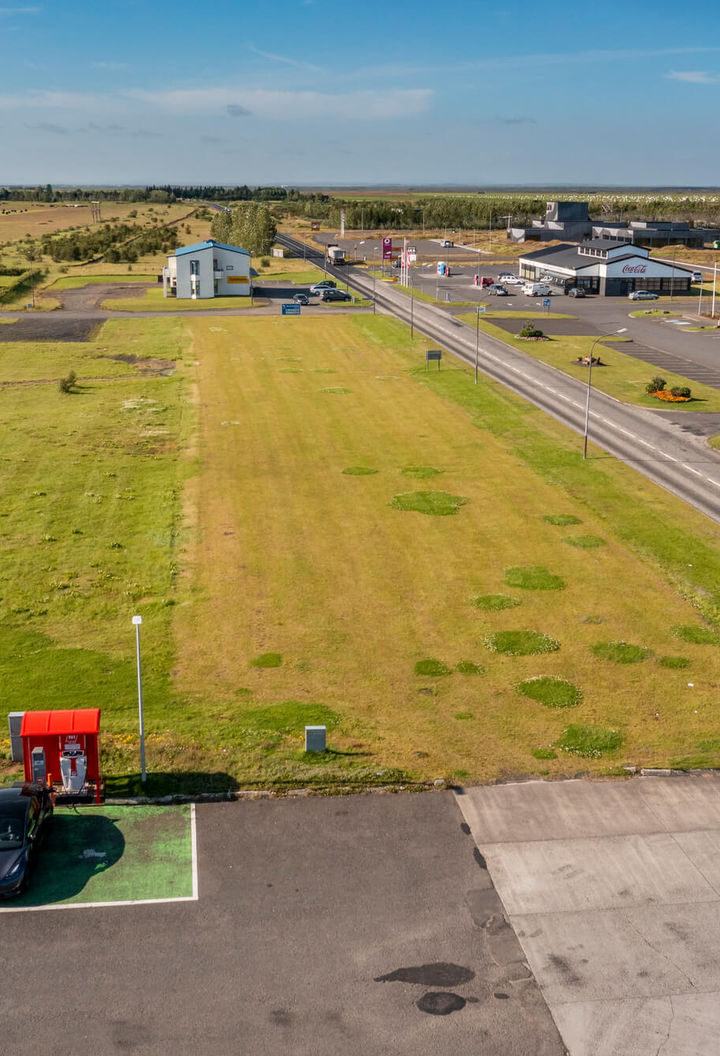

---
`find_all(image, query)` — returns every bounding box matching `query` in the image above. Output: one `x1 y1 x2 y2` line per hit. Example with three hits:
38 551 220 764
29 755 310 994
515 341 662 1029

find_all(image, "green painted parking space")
2 804 196 910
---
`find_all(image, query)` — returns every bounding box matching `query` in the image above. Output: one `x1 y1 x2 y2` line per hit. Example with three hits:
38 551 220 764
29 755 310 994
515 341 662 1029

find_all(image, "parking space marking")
0 803 198 914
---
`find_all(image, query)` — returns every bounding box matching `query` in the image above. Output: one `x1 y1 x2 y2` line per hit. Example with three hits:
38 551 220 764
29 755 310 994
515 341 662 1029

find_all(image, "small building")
518 240 693 297
509 201 720 248
162 239 251 299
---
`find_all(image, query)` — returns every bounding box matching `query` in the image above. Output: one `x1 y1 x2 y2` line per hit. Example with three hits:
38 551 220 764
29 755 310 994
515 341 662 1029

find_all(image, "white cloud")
247 44 322 73
128 86 432 120
666 69 720 84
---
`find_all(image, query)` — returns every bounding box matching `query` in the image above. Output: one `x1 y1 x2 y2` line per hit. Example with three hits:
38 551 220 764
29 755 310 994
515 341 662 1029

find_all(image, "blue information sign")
543 298 551 308
282 303 301 315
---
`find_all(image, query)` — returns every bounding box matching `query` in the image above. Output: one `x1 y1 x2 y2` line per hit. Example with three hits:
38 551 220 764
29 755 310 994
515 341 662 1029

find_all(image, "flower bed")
649 390 692 402
514 335 549 342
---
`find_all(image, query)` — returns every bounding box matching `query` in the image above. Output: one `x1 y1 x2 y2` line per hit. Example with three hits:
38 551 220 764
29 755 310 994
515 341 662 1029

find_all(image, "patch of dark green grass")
401 465 443 479
556 723 623 758
390 491 469 516
456 661 484 675
250 652 283 668
591 641 652 664
532 748 557 760
671 625 720 645
658 655 691 669
240 701 340 735
544 514 582 526
517 676 582 708
562 535 606 549
414 658 452 676
472 594 521 611
485 631 560 656
504 566 565 591
454 712 474 720
342 466 378 476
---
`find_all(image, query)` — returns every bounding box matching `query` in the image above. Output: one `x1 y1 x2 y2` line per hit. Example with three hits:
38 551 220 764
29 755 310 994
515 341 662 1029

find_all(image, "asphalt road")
276 233 720 526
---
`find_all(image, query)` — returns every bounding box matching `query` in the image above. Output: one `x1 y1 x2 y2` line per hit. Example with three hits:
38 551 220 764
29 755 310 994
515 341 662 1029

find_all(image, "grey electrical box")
31 746 46 783
305 725 327 752
8 712 24 763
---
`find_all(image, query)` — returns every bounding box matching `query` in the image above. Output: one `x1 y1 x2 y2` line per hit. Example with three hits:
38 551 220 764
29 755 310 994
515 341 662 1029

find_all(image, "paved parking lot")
0 792 564 1056
458 776 720 1056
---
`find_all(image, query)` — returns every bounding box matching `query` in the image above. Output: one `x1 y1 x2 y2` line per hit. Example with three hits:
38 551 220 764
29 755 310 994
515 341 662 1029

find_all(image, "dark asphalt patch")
374 962 475 986
0 315 101 341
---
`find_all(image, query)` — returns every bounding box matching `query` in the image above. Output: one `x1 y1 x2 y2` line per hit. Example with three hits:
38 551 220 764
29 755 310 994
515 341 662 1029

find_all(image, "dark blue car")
0 784 53 897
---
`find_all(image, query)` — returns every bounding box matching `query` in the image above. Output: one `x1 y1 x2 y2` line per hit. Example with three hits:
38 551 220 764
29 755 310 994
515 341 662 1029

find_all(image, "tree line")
210 202 276 255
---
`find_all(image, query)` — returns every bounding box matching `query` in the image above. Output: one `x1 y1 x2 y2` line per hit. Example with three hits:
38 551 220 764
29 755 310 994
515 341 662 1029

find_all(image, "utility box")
31 746 46 783
8 712 24 763
305 725 327 752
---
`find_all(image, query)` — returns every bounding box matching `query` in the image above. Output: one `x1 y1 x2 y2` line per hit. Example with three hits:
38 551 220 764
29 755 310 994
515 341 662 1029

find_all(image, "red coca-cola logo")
622 263 647 274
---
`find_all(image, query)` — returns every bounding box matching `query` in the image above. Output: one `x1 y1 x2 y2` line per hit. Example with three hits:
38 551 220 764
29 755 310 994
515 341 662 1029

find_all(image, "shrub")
646 376 666 393
671 625 720 645
517 676 582 708
519 323 544 338
485 631 560 656
670 386 691 398
556 724 622 757
472 594 521 611
504 566 565 591
591 641 652 663
415 658 452 676
59 370 78 394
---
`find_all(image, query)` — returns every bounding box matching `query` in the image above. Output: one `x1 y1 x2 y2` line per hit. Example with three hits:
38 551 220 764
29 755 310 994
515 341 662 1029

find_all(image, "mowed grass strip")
170 314 720 782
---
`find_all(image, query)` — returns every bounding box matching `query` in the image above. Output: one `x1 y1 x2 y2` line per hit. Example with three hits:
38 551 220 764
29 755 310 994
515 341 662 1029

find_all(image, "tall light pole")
475 307 481 384
583 327 627 460
132 615 147 783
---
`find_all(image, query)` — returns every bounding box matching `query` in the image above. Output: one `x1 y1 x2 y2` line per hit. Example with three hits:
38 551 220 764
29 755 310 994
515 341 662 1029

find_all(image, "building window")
190 259 200 275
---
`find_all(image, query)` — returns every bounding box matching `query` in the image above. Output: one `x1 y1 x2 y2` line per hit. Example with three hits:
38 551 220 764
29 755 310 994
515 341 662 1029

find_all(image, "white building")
162 239 251 299
518 240 693 297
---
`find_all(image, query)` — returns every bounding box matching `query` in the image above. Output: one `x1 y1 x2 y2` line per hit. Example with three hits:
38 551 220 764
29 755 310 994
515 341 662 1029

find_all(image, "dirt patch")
0 314 102 342
108 353 175 375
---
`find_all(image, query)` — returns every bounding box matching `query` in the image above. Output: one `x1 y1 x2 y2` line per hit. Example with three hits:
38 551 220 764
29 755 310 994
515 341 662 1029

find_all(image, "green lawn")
104 287 260 311
3 313 720 791
49 274 158 290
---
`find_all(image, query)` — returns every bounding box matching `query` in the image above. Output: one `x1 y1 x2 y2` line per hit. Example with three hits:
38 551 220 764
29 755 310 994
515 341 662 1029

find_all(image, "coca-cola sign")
622 263 648 274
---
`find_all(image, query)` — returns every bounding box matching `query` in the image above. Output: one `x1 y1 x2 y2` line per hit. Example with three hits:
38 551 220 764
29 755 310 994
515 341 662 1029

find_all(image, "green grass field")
3 312 720 791
103 287 259 311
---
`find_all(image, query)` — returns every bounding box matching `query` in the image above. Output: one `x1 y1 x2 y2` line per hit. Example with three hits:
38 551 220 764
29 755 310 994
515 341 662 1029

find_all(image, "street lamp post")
583 327 627 460
475 307 481 384
132 615 147 783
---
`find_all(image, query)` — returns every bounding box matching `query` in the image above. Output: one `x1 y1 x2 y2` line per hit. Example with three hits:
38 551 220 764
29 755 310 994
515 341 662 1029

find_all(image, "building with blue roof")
163 239 251 299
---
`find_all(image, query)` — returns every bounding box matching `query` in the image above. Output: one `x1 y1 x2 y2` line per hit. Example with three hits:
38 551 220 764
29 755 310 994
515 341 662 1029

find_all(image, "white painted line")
190 801 199 900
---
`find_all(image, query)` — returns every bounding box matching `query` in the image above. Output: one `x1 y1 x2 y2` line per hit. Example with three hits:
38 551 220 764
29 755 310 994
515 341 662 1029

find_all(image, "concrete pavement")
457 775 720 1056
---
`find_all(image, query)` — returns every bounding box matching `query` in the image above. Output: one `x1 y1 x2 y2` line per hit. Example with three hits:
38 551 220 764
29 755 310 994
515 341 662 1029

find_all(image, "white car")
692 271 703 282
500 274 522 285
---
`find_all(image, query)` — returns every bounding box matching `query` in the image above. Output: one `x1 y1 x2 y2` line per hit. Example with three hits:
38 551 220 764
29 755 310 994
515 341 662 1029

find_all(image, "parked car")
0 784 53 898
628 290 659 301
479 276 495 288
567 287 586 298
501 275 523 286
692 271 703 282
292 293 309 305
310 280 337 294
487 284 509 296
441 239 454 248
320 288 352 302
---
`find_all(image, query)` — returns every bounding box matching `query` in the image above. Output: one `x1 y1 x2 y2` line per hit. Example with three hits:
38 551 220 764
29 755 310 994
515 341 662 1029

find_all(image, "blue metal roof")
174 239 250 257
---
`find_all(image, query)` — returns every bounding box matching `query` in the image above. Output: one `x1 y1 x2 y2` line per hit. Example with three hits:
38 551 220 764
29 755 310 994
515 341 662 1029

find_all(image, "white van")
522 282 552 296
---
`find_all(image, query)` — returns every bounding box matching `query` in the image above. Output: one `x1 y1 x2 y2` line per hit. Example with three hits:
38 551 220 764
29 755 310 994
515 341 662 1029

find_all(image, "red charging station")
20 709 103 802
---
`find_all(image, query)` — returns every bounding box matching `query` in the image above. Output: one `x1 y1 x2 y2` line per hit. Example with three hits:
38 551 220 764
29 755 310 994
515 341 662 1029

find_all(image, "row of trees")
40 221 180 262
0 184 299 204
210 202 276 255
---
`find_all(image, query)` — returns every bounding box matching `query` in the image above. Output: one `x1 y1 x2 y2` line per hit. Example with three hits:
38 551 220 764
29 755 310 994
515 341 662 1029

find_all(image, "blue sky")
1 0 719 187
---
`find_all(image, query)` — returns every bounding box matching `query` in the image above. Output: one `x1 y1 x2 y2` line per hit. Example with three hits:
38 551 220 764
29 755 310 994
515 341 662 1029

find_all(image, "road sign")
425 349 442 370
543 298 551 308
477 306 487 314
282 303 301 315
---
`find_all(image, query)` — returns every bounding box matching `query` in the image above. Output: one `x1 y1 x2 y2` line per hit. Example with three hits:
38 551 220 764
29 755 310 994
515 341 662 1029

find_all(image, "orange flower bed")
649 390 691 402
